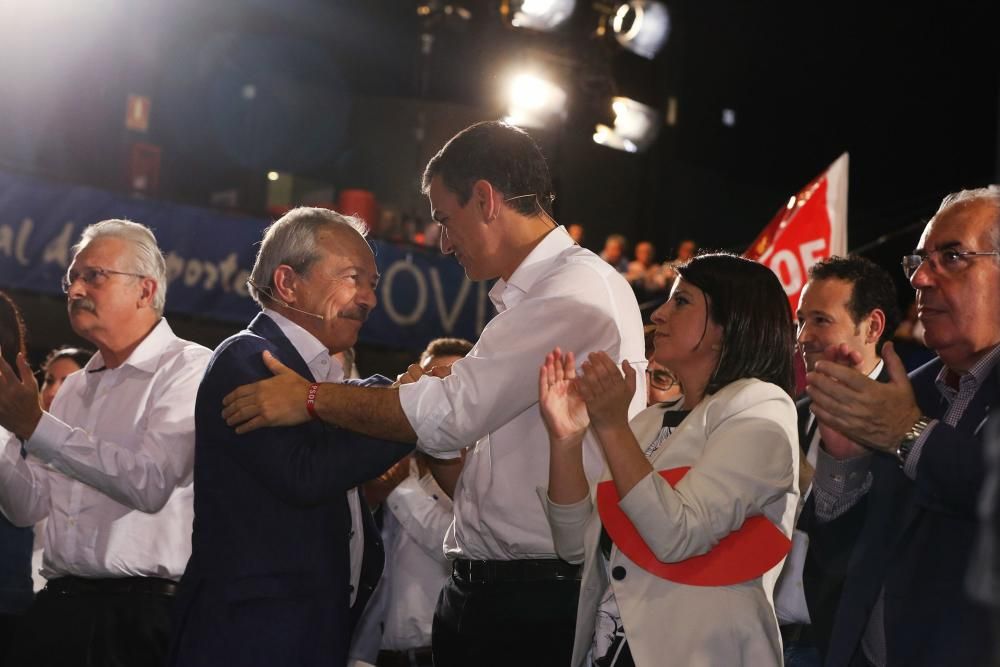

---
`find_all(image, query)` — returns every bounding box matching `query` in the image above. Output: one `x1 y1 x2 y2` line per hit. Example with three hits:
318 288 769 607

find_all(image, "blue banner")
0 170 493 349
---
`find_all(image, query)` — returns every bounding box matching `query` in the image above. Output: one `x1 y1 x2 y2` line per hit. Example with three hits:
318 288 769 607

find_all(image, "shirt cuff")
814 446 872 496
22 412 73 465
386 476 428 517
540 488 593 525
1 430 23 463
398 377 461 459
902 419 938 480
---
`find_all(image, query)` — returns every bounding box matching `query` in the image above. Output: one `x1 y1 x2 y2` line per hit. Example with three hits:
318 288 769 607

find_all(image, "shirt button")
612 566 626 581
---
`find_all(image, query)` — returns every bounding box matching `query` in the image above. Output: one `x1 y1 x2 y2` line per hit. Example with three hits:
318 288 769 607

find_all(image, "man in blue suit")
169 207 411 667
804 187 1000 666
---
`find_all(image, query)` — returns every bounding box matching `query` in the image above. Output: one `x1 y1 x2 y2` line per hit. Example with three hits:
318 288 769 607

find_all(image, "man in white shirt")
0 219 211 666
350 337 473 667
220 121 647 667
776 255 899 666
169 207 410 667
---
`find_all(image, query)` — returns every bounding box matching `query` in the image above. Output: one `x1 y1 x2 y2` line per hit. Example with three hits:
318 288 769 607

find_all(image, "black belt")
780 623 814 645
451 558 582 584
377 647 434 667
42 575 178 597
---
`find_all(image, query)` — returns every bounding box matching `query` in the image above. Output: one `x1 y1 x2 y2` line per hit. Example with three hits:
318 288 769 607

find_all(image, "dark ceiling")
0 0 997 265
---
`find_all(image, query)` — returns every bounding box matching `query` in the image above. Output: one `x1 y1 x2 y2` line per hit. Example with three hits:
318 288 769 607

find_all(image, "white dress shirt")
0 319 210 581
263 309 365 606
398 226 647 560
381 469 454 649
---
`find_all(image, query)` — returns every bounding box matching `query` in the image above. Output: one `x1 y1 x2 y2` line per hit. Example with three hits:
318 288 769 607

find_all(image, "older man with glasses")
800 186 1000 667
0 219 211 667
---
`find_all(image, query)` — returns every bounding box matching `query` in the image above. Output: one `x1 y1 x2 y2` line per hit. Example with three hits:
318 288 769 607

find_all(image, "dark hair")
421 337 474 365
0 291 27 380
421 121 554 217
676 253 795 396
42 346 93 374
808 255 900 352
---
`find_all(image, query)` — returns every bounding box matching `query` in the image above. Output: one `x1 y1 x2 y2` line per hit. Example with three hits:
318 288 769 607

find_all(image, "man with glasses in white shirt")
802 187 1000 666
219 121 647 667
0 219 211 666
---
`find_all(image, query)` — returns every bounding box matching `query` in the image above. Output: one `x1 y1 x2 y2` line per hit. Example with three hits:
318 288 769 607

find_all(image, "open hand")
538 348 589 449
0 353 42 440
222 351 312 433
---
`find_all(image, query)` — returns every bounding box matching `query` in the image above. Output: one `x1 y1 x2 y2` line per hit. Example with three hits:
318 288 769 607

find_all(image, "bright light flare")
510 0 576 31
612 0 671 60
593 97 660 153
504 73 567 129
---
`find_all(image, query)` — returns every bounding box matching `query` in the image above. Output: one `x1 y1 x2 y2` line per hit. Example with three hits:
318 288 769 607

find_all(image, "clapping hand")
538 348 590 450
576 351 635 432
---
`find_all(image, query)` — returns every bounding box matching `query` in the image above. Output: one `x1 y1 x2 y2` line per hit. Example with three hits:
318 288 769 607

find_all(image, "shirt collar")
488 226 573 312
934 343 1000 396
86 318 174 374
263 308 340 381
868 359 884 380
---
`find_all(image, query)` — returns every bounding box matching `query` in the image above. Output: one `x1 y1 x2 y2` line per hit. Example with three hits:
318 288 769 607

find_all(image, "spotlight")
611 1 671 60
592 97 660 153
504 73 567 129
504 0 576 31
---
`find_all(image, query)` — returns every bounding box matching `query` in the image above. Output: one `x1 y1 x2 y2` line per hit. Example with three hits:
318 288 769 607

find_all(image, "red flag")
744 153 849 313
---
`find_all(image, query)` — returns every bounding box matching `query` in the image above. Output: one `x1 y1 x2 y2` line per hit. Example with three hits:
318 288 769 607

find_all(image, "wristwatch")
895 415 931 466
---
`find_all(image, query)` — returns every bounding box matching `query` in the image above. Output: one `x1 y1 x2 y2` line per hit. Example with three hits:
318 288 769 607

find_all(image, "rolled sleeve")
399 377 461 459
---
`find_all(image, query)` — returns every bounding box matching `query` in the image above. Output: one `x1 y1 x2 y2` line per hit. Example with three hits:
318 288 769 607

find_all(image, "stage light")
592 96 660 153
611 0 671 60
504 73 567 129
506 0 576 31
267 171 280 181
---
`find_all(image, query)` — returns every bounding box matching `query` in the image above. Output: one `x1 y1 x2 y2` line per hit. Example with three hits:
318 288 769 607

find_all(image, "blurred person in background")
0 291 34 663
600 234 630 274
37 347 92 411
351 337 473 667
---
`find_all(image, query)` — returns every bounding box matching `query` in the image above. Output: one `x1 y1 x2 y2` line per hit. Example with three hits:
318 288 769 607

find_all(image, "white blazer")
541 378 799 667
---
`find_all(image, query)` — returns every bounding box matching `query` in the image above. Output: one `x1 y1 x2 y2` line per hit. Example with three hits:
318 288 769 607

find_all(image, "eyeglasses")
900 248 1000 280
61 266 145 293
646 367 676 392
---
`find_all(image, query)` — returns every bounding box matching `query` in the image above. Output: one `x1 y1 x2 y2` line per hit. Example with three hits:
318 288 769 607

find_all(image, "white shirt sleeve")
399 280 626 455
0 430 51 526
386 475 454 562
23 347 209 514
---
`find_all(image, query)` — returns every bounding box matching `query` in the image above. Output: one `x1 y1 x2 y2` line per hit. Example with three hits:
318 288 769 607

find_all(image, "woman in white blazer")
539 253 800 667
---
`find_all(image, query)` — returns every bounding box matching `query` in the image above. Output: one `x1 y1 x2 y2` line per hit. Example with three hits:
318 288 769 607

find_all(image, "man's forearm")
315 383 418 443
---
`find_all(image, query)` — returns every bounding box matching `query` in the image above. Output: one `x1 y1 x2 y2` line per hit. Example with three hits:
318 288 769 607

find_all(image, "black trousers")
3 584 174 667
431 574 580 667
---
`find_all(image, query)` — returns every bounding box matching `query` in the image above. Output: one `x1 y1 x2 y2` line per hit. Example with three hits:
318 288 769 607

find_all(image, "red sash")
596 467 791 586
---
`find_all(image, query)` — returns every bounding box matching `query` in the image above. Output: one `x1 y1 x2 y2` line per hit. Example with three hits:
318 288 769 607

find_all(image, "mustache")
68 298 96 314
338 307 369 323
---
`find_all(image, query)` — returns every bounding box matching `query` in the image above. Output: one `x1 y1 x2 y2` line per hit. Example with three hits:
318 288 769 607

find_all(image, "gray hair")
248 206 369 307
72 219 168 315
936 185 1000 253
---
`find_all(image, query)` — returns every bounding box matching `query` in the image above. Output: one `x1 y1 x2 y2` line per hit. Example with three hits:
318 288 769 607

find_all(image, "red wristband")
306 382 321 420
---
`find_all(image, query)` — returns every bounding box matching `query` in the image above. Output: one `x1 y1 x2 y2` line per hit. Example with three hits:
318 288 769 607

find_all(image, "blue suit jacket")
169 313 412 667
811 357 997 666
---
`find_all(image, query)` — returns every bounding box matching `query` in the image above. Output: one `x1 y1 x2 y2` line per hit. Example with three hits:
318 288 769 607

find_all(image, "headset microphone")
246 279 326 321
